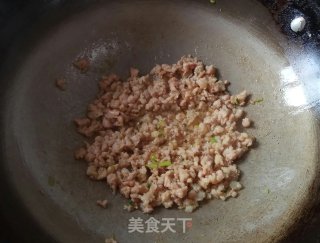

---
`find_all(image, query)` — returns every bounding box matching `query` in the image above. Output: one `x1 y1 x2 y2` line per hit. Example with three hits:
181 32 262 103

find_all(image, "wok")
1 0 320 242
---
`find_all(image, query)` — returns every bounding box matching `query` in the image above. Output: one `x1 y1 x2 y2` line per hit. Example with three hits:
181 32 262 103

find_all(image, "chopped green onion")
147 162 158 169
128 199 134 205
231 97 239 105
157 120 166 137
158 160 172 167
150 154 158 163
147 155 172 169
159 129 165 137
210 0 216 4
157 120 166 128
147 183 151 189
210 136 217 144
252 98 264 104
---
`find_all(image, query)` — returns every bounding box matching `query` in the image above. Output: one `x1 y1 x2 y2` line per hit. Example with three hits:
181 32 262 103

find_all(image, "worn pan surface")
1 0 320 242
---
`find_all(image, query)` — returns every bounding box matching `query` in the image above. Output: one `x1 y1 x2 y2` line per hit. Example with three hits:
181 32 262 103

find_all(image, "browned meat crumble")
74 56 254 213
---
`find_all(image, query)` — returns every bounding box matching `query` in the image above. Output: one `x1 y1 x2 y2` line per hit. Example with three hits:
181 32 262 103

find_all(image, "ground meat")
96 199 108 208
55 78 66 91
74 56 255 213
73 57 90 73
105 237 117 243
242 117 251 128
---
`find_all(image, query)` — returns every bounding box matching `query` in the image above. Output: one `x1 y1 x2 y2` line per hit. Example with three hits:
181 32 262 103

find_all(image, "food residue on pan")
73 56 90 73
55 78 67 91
105 236 117 243
74 56 255 213
97 199 108 208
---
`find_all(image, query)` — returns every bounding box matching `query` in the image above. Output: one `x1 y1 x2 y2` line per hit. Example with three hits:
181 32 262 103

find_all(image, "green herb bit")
128 199 134 205
147 162 158 170
150 154 158 163
147 183 151 189
158 128 165 137
210 0 216 4
210 136 217 144
252 98 264 104
158 160 172 167
231 97 239 105
157 120 166 128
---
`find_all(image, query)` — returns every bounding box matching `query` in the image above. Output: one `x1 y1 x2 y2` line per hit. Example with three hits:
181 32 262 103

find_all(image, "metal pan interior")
1 0 320 242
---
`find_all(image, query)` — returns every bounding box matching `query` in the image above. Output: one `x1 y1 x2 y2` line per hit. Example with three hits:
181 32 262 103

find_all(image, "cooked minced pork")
74 56 254 213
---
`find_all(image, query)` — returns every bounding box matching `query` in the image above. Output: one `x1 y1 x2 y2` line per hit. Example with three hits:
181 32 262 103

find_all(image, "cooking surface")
1 0 320 243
